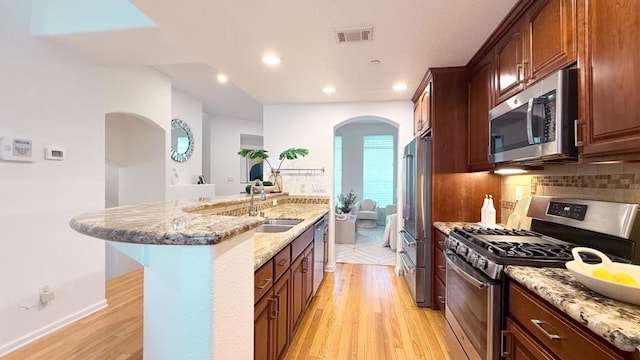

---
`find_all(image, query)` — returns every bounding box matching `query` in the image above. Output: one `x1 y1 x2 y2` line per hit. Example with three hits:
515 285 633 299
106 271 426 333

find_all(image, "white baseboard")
324 261 337 272
0 299 108 357
395 265 404 276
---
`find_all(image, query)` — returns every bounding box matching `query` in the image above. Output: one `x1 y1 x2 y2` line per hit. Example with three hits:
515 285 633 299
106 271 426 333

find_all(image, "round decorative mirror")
170 118 194 162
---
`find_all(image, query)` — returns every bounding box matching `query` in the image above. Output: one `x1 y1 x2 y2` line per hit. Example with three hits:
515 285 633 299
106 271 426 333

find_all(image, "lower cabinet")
504 281 638 360
432 229 447 311
291 243 314 334
255 225 317 360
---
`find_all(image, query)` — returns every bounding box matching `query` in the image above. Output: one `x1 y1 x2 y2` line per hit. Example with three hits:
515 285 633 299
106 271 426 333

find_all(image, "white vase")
268 171 283 192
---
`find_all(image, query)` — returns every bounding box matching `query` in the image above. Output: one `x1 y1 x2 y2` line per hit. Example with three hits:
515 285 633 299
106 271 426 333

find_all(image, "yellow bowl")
565 247 640 306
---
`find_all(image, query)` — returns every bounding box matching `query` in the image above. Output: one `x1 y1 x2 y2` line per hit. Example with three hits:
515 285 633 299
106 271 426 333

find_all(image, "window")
363 135 394 207
334 136 342 196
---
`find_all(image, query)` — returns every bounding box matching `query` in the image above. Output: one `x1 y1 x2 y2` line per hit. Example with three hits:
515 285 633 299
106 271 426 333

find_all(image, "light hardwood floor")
2 264 449 360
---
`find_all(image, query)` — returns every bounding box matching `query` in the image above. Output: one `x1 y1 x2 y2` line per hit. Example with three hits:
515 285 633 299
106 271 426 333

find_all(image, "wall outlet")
515 186 523 201
272 199 278 206
39 285 54 305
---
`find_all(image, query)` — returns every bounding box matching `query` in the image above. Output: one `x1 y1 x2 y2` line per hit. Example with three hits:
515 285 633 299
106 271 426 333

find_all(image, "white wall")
0 4 106 355
103 66 172 196
205 114 263 195
171 88 203 185
263 101 414 269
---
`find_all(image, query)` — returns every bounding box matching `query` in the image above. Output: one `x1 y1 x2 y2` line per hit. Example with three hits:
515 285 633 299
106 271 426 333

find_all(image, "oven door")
445 251 501 360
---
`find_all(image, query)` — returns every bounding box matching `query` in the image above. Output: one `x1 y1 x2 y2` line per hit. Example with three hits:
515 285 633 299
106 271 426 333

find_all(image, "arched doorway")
333 116 399 266
105 112 165 279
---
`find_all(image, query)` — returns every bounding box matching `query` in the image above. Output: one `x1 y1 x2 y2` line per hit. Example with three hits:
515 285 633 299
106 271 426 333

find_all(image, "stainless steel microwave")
488 68 578 164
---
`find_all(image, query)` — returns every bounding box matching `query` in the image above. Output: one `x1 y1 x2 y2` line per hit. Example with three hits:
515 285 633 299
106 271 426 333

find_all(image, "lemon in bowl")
566 247 640 305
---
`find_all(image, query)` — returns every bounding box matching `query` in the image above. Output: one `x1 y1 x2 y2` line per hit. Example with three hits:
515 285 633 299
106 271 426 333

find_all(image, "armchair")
354 199 378 228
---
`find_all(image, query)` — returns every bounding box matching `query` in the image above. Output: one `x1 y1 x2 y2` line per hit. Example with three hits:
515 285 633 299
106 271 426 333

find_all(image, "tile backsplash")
501 163 640 221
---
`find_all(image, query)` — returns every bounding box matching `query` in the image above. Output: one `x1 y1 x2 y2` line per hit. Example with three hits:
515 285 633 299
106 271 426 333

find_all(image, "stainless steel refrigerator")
399 135 432 307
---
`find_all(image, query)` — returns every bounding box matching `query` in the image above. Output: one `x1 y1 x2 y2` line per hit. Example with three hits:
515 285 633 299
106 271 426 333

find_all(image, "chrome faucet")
249 179 267 216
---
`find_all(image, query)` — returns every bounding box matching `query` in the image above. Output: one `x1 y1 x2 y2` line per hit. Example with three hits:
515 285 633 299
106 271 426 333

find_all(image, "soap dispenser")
481 194 489 225
486 195 496 227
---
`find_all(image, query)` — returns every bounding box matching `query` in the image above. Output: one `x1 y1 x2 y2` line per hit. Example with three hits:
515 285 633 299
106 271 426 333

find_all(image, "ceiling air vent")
335 27 373 43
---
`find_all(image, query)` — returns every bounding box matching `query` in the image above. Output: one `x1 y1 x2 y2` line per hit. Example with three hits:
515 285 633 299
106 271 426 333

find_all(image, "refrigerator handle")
403 154 414 220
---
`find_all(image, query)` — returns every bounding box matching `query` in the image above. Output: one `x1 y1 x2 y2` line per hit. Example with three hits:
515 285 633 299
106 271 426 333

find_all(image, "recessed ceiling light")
392 82 408 91
370 59 381 64
217 74 228 83
322 86 336 94
262 54 281 66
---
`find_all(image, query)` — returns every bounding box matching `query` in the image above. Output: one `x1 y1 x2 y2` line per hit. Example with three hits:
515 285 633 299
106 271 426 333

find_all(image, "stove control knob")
468 253 478 265
446 238 457 250
457 245 468 256
477 257 487 270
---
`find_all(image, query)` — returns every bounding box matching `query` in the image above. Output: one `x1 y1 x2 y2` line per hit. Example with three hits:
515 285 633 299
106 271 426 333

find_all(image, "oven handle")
446 255 489 289
399 251 416 274
399 230 417 247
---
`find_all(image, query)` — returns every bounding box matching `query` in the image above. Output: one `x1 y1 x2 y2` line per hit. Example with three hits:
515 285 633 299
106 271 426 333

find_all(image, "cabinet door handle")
501 330 512 359
574 119 584 147
437 265 446 272
517 63 525 84
437 295 445 304
256 278 271 290
530 319 561 340
278 259 290 267
269 297 277 320
302 258 308 273
437 241 445 248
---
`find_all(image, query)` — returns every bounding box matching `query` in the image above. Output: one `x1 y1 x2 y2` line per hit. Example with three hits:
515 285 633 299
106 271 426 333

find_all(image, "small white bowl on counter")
566 247 640 306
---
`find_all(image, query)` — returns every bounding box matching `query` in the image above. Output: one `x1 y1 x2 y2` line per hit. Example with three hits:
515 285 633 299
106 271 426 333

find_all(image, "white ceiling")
42 0 518 120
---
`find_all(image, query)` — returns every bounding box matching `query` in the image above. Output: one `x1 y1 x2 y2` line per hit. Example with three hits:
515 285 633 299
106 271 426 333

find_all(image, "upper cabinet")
578 0 640 161
495 19 527 104
526 0 577 84
468 52 495 172
495 0 577 105
413 80 432 136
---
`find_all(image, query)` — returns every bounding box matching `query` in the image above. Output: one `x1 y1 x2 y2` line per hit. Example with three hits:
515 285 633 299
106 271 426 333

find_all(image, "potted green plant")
337 190 358 214
238 147 309 192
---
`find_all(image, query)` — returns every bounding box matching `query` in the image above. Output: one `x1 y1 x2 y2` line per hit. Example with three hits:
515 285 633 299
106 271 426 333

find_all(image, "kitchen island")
70 193 329 360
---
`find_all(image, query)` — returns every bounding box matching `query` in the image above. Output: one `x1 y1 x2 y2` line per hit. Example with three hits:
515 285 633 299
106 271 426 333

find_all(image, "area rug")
335 226 396 266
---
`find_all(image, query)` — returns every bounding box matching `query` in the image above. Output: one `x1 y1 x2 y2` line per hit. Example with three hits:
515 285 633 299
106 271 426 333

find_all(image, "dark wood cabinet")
254 289 274 360
432 230 447 313
254 222 319 360
504 319 556 360
526 0 577 84
495 19 526 104
505 281 638 360
291 243 313 334
254 270 291 360
413 82 432 136
468 51 495 171
578 0 640 161
272 271 291 360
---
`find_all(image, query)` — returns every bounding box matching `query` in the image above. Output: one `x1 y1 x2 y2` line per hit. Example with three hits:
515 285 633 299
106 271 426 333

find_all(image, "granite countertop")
70 193 329 269
506 266 640 353
252 203 328 269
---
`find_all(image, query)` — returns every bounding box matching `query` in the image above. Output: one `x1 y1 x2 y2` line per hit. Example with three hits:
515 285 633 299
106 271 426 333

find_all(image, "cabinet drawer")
509 282 628 360
434 276 446 312
255 259 274 304
434 229 447 251
274 245 291 281
434 247 446 281
292 227 313 260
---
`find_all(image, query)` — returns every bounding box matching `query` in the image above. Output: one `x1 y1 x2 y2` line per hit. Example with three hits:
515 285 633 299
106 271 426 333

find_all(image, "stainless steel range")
444 196 640 360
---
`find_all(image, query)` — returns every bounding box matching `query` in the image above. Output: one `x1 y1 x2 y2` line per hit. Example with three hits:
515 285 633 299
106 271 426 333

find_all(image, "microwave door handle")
526 98 535 145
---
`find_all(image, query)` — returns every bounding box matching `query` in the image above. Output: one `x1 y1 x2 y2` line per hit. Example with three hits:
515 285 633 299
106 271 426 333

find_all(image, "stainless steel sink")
255 224 295 233
266 219 303 226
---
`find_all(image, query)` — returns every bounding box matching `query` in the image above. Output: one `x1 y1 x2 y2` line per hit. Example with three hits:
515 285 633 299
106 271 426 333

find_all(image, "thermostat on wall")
0 136 34 162
45 146 65 160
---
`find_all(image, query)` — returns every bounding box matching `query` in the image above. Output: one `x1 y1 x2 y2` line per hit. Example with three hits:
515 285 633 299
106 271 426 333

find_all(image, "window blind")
363 135 394 207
